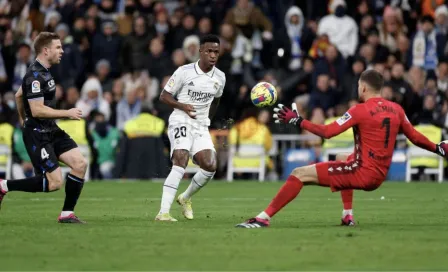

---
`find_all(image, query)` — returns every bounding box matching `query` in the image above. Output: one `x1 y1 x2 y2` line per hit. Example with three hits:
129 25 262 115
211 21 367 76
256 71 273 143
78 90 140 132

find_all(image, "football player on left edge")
0 32 88 223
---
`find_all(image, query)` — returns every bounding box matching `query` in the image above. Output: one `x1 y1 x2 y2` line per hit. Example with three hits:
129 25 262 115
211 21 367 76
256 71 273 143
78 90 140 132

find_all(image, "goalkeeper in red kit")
236 69 448 228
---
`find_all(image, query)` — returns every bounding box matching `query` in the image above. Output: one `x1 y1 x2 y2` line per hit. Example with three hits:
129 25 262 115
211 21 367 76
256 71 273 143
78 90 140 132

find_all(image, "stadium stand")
0 0 447 182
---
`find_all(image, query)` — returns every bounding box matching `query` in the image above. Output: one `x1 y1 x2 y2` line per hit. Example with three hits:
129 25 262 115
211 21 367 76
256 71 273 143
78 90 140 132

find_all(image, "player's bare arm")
159 90 196 119
273 103 357 139
15 87 25 126
208 97 220 120
28 99 82 120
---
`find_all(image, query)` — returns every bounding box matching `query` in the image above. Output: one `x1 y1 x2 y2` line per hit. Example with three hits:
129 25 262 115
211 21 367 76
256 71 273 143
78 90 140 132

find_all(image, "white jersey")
164 61 226 127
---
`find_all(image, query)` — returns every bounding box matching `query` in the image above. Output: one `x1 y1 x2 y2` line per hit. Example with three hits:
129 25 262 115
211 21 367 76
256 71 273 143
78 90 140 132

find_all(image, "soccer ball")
250 82 277 108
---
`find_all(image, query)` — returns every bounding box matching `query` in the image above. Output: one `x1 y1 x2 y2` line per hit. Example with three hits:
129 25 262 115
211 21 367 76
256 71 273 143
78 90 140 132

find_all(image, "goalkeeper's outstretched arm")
274 103 358 139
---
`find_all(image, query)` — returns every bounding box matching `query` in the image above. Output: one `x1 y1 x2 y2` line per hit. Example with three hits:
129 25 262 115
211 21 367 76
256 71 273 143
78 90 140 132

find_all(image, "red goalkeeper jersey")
301 97 437 178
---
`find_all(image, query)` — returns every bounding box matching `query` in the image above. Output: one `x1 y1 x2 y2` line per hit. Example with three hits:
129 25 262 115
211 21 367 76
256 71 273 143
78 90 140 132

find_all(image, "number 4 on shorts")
41 148 50 160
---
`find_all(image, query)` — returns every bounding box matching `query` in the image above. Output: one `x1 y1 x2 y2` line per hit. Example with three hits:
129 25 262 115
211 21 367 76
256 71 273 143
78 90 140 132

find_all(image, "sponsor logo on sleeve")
168 78 175 88
336 112 352 126
31 80 41 93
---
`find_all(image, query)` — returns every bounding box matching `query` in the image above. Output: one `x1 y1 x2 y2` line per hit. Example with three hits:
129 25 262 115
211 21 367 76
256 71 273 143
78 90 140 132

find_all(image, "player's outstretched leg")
0 172 62 209
236 164 322 228
177 149 216 220
156 150 189 221
58 148 88 223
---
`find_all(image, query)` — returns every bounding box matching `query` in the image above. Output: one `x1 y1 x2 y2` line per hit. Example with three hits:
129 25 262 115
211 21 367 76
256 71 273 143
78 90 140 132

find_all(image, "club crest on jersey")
336 112 352 125
31 80 40 93
48 79 55 88
168 78 175 88
213 82 219 91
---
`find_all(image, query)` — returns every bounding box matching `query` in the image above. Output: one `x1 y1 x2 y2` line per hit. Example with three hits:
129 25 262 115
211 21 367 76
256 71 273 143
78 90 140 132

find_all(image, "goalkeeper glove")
436 140 448 158
273 103 303 126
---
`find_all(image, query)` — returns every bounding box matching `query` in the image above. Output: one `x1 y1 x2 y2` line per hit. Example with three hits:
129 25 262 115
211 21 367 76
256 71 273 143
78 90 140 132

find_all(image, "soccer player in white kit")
155 35 226 221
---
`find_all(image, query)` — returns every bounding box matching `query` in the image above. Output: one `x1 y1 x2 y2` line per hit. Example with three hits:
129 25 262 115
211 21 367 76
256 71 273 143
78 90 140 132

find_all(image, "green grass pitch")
0 181 448 270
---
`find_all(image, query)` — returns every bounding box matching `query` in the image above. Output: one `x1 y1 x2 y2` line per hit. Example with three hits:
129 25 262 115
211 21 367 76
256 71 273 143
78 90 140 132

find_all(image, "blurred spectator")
10 2 32 43
343 56 366 103
116 83 142 130
308 34 330 59
121 67 158 108
77 77 111 120
98 0 118 21
171 49 186 71
224 0 273 40
92 20 122 77
358 43 375 68
198 17 212 36
11 126 33 179
437 61 448 92
318 0 358 58
96 59 113 93
366 28 389 63
147 37 172 82
309 74 338 116
312 44 345 89
378 6 406 52
171 14 197 50
108 79 125 126
389 62 414 111
411 16 446 71
303 107 325 149
120 16 153 73
117 0 136 36
435 5 448 35
0 51 7 93
0 93 15 125
114 103 168 179
12 43 32 92
182 35 200 63
91 112 119 179
275 6 314 71
219 23 252 77
396 33 411 67
421 0 446 18
44 11 61 32
412 95 445 126
358 14 375 45
60 86 80 110
52 23 83 90
153 7 170 38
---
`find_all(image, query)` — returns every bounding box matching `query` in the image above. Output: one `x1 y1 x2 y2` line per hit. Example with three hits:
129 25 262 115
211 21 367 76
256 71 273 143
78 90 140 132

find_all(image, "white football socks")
256 211 271 220
159 165 185 214
182 169 215 200
60 211 74 217
1 180 8 192
342 209 353 217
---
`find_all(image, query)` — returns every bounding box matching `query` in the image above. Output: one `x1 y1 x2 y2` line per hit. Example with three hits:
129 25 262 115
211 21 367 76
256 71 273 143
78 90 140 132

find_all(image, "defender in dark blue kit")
0 32 88 223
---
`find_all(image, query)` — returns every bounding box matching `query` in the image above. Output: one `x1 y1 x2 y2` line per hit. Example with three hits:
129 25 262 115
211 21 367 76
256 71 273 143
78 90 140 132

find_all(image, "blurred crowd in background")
0 0 448 179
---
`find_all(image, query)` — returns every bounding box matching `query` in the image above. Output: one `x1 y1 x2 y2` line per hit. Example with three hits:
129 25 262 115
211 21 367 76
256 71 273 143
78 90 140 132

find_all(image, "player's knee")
73 157 88 174
291 165 317 184
172 150 189 168
201 160 217 172
47 175 63 191
291 167 306 180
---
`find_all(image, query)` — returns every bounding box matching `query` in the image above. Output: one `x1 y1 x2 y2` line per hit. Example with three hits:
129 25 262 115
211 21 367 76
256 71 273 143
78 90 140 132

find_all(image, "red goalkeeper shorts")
315 154 385 192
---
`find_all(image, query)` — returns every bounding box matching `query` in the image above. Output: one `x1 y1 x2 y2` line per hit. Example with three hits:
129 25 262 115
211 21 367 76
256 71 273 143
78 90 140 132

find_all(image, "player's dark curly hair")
360 69 384 92
200 34 220 45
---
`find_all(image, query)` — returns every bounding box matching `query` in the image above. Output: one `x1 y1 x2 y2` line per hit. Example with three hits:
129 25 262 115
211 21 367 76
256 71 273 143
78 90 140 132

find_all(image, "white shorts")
168 123 215 162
